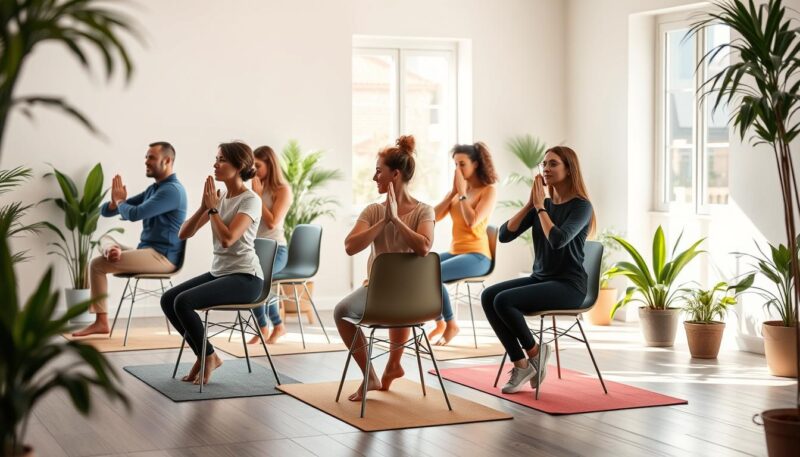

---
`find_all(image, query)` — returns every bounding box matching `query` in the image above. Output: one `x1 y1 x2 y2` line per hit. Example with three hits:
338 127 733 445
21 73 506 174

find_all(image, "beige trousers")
89 235 176 313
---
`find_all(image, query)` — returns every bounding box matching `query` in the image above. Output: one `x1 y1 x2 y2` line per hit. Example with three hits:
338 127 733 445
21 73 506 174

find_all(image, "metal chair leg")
109 278 130 338
336 330 361 402
160 280 171 335
360 328 376 418
304 282 330 343
421 328 452 411
411 326 426 396
172 335 186 378
250 309 280 385
228 312 240 342
552 315 561 379
494 352 508 387
199 311 210 393
292 285 306 349
466 282 478 348
576 317 608 394
535 316 545 400
238 311 252 373
123 279 139 347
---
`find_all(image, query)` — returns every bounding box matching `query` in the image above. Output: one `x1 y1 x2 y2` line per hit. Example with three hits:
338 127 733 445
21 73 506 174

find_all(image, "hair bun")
240 166 257 181
396 135 415 154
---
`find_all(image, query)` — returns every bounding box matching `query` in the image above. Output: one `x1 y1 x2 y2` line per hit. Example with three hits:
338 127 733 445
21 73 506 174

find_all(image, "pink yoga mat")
431 364 687 415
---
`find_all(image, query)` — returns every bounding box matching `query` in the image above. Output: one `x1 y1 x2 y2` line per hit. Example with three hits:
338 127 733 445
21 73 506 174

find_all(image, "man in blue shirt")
73 142 188 336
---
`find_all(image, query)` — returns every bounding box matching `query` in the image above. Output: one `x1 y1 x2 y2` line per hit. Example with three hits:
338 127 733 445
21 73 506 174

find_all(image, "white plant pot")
65 288 93 324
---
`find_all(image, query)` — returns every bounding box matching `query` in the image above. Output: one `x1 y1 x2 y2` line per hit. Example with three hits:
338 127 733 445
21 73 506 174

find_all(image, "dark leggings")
161 272 263 357
481 276 585 362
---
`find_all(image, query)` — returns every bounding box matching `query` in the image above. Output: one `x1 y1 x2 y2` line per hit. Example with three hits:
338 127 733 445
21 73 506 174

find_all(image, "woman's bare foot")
266 324 286 344
379 364 405 391
434 321 460 346
247 326 269 344
182 359 202 382
71 320 110 337
193 352 224 385
348 371 382 401
428 320 446 342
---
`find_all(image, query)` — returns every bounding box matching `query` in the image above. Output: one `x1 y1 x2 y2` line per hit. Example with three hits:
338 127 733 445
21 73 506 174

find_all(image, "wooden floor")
29 311 795 457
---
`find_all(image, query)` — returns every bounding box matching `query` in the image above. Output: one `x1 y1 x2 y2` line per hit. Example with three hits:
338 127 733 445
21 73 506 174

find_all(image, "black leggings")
481 276 585 362
161 272 263 357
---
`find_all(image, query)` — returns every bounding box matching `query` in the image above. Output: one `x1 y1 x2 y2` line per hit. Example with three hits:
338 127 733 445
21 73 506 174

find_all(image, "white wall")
2 0 567 314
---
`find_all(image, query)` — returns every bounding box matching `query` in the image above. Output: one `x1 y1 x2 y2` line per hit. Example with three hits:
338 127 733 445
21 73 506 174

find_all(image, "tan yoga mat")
277 378 512 431
62 327 184 352
376 334 505 361
212 332 347 357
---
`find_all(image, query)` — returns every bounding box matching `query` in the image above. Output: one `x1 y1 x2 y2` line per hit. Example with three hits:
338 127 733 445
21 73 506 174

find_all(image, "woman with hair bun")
429 142 498 346
161 141 265 386
335 134 435 401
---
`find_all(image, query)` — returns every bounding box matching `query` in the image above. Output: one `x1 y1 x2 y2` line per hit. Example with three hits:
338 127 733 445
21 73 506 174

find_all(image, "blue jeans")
252 244 288 328
438 252 491 322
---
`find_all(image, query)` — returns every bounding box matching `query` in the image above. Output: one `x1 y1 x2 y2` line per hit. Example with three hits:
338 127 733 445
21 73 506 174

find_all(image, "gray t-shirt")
210 188 264 279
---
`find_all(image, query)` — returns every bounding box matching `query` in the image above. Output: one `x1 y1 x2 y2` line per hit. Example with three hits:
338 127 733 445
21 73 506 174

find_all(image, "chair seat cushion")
273 267 316 281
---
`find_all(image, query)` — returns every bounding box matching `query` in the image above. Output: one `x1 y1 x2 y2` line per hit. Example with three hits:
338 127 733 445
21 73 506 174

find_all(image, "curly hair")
452 142 498 186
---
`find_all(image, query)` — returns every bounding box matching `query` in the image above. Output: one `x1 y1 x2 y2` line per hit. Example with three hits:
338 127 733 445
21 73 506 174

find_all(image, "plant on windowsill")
278 140 342 319
40 164 122 323
680 274 754 359
0 219 128 457
608 226 705 346
585 227 625 326
689 1 800 452
498 134 547 266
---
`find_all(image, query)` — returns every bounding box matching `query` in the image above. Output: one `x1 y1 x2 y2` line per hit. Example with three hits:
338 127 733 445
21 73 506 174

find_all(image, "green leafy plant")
608 226 705 318
0 166 44 263
597 227 625 288
682 274 755 323
734 238 799 327
689 0 800 407
0 218 128 456
280 140 343 243
40 164 121 289
497 135 547 246
0 0 141 159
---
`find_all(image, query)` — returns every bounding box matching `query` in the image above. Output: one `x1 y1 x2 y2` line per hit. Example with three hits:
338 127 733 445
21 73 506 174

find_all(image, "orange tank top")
449 187 492 258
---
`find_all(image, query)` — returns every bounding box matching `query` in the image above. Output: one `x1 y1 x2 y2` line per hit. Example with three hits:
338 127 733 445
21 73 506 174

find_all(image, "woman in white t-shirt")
335 135 435 401
161 141 264 386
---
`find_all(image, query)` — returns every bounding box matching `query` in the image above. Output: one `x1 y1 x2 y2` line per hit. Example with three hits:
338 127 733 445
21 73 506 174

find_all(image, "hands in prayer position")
202 176 220 210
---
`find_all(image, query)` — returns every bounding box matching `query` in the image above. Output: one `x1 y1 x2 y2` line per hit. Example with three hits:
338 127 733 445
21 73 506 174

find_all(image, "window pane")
703 24 731 205
352 52 397 206
403 53 454 205
665 28 695 204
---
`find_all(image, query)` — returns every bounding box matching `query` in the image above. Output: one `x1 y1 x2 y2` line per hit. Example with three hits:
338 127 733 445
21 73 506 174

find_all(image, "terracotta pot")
684 321 725 359
279 282 315 324
638 308 680 347
756 408 800 457
762 321 798 378
585 288 617 326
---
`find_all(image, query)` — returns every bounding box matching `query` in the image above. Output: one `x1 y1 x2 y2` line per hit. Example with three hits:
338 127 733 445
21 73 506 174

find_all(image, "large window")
352 39 459 208
657 18 730 212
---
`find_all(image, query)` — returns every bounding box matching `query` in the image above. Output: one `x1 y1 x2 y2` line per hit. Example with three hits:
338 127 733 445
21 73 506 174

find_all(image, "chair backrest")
581 240 604 308
253 238 278 303
284 224 322 278
359 253 442 326
174 240 188 271
485 225 498 276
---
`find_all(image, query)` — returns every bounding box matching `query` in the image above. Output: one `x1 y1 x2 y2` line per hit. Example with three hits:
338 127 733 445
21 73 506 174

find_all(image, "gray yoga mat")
124 359 299 402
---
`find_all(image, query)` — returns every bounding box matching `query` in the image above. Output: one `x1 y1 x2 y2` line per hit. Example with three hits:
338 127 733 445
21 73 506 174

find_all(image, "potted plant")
608 226 705 346
690 1 800 452
586 227 624 326
735 238 798 376
681 274 754 359
498 135 547 264
40 164 121 324
279 140 342 318
0 219 128 457
0 166 44 264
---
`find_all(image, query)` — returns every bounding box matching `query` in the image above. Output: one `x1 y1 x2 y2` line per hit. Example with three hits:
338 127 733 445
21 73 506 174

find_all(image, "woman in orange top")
430 143 498 345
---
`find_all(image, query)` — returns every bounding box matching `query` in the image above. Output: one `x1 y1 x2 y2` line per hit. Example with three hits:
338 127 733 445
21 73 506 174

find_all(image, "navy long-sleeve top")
101 174 187 266
499 197 593 294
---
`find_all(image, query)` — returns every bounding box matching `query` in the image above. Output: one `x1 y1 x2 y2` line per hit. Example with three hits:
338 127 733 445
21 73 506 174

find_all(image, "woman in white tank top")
248 145 294 344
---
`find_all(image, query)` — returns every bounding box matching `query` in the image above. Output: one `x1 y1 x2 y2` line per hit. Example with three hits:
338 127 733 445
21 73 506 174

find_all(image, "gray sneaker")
501 363 536 394
529 344 552 389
